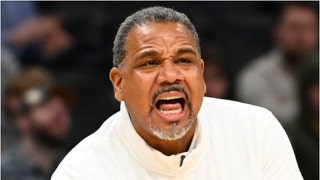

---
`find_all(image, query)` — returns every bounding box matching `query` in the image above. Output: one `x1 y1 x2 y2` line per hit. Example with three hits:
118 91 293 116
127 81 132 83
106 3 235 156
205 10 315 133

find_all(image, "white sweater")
52 97 303 180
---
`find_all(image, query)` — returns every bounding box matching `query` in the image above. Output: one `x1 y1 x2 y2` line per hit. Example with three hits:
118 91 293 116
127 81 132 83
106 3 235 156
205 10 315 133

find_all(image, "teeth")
160 96 181 100
160 108 182 115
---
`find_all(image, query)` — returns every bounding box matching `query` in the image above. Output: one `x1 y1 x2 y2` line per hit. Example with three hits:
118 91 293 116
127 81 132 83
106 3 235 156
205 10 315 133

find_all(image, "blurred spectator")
1 1 37 44
202 43 230 99
7 16 72 59
3 2 120 148
1 67 74 180
1 1 73 66
1 46 21 153
237 2 318 127
287 59 319 180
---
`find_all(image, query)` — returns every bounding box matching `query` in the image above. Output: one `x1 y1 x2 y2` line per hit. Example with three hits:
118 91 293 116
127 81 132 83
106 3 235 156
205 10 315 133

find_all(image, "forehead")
281 6 317 24
125 22 197 52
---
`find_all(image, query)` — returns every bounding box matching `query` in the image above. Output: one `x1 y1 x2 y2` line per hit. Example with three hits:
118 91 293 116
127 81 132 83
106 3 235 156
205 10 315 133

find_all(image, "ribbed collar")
115 102 209 176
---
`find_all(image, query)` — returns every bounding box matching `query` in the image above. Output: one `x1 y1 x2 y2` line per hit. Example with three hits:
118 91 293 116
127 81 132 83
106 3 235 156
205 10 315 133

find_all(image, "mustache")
150 85 190 108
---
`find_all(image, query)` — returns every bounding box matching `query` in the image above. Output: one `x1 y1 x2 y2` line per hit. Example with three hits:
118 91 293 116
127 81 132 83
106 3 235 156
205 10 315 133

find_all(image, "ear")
200 59 205 72
200 59 207 95
109 67 124 102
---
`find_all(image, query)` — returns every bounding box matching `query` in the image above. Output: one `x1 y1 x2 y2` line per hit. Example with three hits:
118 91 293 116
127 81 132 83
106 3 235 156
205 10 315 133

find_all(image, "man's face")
204 64 228 99
110 22 206 141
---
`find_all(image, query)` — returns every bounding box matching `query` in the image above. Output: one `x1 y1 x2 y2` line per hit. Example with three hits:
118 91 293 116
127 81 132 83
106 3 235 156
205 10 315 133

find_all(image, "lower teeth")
160 108 182 115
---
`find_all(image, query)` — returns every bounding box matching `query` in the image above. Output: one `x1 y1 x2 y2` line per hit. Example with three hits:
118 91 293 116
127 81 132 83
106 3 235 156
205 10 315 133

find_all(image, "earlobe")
109 67 123 102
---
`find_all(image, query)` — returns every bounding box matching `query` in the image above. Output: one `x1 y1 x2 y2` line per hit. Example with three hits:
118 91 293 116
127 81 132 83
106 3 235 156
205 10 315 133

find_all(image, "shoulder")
201 97 272 116
238 50 282 82
200 97 295 162
200 97 280 134
52 112 122 179
1 149 19 174
1 146 34 179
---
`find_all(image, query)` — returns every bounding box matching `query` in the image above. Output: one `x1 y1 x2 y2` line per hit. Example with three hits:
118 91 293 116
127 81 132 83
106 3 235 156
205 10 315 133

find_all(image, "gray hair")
112 6 201 67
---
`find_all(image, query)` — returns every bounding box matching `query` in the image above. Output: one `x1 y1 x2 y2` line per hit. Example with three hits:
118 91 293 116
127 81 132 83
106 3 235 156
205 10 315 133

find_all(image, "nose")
157 60 183 85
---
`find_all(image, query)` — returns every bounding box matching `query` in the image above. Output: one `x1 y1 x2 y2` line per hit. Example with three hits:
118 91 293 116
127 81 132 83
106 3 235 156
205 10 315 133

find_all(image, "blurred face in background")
28 96 71 146
204 63 228 99
275 5 318 57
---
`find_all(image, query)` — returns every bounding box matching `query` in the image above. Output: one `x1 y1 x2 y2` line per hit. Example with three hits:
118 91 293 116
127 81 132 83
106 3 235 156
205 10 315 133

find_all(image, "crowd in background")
1 1 318 180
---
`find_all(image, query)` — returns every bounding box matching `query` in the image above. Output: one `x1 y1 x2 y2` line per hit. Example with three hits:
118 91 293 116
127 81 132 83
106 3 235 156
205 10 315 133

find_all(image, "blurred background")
1 1 318 180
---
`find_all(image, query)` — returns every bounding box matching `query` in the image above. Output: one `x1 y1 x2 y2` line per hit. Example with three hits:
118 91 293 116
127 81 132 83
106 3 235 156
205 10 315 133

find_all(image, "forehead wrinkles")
125 23 197 59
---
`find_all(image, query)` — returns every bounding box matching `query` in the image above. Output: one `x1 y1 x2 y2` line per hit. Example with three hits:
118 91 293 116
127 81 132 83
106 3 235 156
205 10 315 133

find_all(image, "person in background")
52 6 302 179
202 43 229 99
1 46 22 153
1 67 74 180
1 1 37 44
1 1 73 66
237 2 318 127
287 59 319 180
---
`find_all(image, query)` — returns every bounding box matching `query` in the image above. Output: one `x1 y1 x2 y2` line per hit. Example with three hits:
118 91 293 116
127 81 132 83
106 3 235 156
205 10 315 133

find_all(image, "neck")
23 136 58 173
282 51 310 77
284 58 301 77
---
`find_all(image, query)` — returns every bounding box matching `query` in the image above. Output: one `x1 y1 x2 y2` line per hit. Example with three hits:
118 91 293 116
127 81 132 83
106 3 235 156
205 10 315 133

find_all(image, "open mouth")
155 97 186 116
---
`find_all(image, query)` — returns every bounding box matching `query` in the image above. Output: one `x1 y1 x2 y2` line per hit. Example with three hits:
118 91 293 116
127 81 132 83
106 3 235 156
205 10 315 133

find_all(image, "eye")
176 58 191 64
143 60 159 66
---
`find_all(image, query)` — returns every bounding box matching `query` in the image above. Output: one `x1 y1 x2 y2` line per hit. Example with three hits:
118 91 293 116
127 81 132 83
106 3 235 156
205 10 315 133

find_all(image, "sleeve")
260 110 303 180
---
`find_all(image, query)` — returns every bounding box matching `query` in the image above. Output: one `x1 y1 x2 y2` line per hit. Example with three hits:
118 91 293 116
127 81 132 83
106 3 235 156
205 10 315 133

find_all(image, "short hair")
112 6 201 67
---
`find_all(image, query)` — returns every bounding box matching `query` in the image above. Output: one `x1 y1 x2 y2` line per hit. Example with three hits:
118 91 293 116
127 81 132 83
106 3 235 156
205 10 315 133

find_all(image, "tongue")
159 102 182 111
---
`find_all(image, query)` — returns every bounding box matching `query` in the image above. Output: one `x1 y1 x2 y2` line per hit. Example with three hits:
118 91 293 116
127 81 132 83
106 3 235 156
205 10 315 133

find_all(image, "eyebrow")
136 47 198 61
175 47 197 56
137 50 161 60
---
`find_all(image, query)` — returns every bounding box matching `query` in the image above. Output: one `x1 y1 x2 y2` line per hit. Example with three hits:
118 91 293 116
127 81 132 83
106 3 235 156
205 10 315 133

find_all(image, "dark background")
2 1 318 149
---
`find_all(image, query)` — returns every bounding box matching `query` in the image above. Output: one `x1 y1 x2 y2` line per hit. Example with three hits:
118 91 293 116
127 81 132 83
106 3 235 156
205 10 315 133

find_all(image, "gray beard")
148 117 195 141
147 107 196 141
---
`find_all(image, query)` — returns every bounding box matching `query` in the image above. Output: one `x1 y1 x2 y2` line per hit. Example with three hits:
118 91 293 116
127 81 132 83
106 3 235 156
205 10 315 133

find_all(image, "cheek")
194 69 206 93
123 73 147 97
305 32 318 47
185 67 205 88
122 72 157 110
30 111 51 128
185 69 206 108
